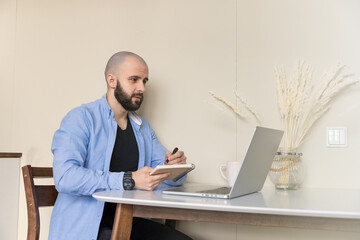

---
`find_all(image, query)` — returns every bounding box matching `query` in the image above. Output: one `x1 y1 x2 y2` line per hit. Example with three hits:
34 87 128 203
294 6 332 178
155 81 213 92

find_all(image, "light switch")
334 130 340 144
327 127 347 147
339 129 346 145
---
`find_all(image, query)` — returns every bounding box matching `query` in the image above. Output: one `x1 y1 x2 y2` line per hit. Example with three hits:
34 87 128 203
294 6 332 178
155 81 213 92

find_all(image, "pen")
165 147 178 164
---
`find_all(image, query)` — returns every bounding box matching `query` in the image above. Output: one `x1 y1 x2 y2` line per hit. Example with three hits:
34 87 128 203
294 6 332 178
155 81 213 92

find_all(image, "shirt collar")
128 111 142 125
100 95 113 118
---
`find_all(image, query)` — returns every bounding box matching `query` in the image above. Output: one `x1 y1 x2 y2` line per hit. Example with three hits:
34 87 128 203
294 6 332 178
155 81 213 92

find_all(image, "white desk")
93 185 360 240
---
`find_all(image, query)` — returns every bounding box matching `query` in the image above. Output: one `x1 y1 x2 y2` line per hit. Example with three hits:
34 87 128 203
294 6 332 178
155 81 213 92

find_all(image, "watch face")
123 177 135 190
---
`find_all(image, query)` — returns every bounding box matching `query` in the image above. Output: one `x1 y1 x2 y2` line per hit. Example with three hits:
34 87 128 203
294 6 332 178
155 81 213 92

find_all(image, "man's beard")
114 80 143 111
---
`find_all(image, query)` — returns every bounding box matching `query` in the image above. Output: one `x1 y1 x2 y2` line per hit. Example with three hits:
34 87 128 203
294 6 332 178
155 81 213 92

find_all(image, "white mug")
220 161 242 187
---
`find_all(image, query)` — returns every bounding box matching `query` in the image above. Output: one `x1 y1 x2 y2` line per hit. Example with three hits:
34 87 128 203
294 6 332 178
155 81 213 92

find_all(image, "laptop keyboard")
198 187 231 195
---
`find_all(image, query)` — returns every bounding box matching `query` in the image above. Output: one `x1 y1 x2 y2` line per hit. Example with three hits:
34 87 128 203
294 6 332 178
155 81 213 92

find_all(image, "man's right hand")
132 166 170 191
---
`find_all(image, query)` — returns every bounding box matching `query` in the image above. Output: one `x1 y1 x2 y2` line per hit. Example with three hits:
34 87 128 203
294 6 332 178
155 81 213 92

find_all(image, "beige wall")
1 0 360 239
0 0 16 150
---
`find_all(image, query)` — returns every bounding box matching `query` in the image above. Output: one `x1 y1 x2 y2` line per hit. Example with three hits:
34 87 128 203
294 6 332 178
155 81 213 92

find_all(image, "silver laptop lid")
229 126 283 198
162 126 283 199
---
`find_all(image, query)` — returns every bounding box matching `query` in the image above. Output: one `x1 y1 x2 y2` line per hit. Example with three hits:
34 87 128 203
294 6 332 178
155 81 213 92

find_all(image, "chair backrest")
22 165 58 240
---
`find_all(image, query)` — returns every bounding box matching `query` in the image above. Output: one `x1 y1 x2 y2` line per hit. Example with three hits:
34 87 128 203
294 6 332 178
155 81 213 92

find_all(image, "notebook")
150 163 195 181
162 126 284 199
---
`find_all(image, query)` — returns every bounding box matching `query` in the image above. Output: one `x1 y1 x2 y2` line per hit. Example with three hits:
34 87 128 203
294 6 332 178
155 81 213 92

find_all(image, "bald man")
49 52 192 240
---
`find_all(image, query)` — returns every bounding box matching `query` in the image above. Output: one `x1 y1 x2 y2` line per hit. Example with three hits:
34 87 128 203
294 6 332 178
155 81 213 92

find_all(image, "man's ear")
106 74 117 89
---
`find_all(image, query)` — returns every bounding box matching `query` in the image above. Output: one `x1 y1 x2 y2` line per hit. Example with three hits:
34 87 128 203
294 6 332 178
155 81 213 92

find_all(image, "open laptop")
162 126 284 199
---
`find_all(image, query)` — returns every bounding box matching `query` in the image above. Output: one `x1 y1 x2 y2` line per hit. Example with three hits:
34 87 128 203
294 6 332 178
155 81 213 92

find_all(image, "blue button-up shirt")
49 95 186 240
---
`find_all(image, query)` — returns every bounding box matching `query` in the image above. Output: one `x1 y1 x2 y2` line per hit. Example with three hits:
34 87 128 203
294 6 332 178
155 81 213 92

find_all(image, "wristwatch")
123 171 135 190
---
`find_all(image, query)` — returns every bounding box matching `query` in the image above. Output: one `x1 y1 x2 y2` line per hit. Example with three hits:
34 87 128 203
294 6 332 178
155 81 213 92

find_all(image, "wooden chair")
22 165 58 240
22 165 177 240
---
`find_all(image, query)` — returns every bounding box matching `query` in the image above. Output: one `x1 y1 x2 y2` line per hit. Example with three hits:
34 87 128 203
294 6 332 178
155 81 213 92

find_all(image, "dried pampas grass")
209 91 262 124
276 61 358 152
234 91 262 123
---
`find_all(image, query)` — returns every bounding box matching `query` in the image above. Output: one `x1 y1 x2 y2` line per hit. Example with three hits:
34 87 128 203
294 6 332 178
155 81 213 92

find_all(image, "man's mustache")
132 93 143 98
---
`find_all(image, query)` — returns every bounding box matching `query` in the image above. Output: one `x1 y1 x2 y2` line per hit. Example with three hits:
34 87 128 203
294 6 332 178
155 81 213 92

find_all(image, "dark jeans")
97 217 192 240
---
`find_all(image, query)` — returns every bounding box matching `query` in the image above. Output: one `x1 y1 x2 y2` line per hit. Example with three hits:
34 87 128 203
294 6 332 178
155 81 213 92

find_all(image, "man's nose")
136 81 146 93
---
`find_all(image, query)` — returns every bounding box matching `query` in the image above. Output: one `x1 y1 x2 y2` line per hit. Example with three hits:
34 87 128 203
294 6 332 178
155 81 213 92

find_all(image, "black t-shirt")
99 117 139 229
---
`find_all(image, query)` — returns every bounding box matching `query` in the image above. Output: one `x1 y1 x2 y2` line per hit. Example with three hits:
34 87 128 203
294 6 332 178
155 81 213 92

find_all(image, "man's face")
114 56 149 111
114 79 143 111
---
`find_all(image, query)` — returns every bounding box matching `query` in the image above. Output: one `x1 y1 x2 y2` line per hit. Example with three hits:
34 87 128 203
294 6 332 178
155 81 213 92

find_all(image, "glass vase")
268 151 305 190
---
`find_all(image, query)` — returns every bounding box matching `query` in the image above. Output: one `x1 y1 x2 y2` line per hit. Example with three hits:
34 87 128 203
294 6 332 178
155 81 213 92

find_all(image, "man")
49 51 192 240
